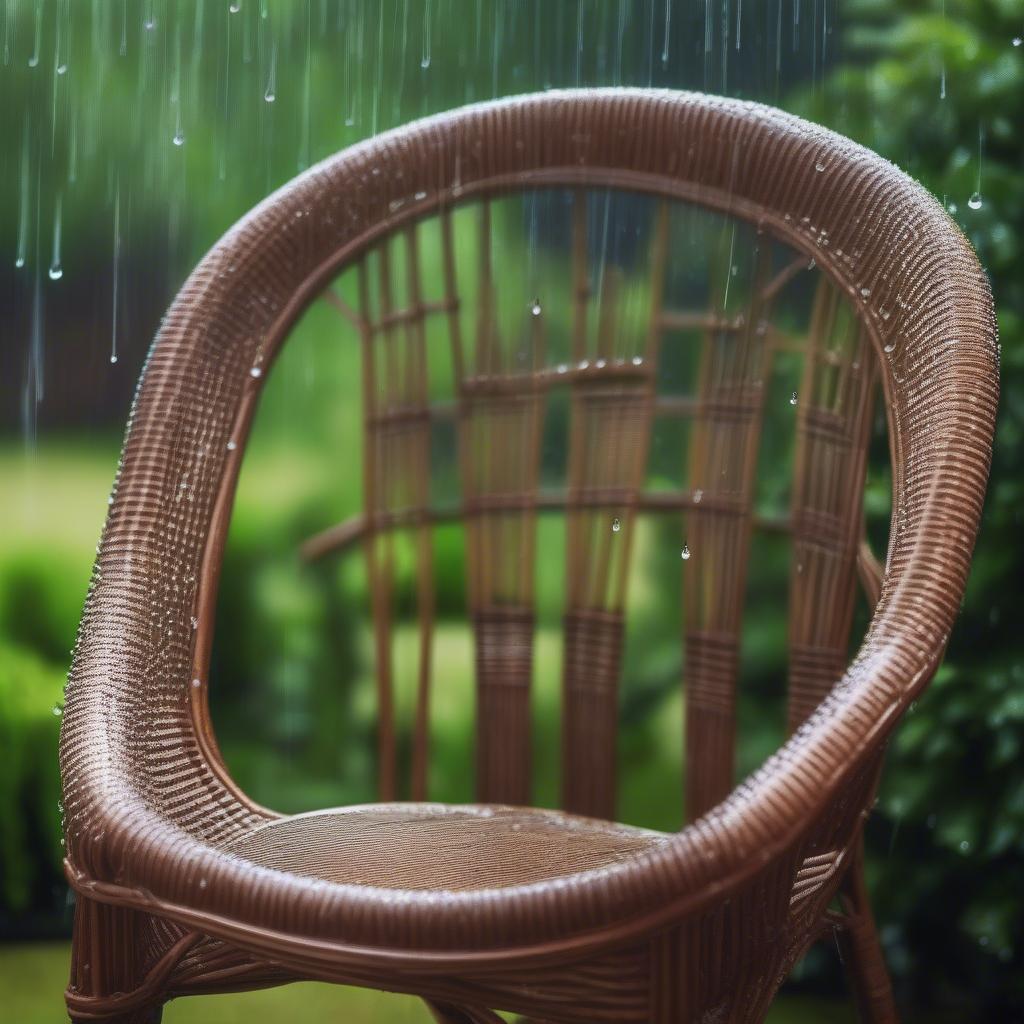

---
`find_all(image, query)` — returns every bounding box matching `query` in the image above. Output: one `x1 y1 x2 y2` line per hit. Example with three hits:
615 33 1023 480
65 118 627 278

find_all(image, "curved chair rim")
61 88 998 966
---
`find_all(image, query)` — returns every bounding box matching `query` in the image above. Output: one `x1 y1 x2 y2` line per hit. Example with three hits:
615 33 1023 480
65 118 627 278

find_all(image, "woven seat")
59 90 997 1024
221 805 669 892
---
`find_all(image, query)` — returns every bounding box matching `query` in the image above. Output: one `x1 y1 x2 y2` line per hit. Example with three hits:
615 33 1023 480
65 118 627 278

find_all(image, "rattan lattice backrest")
305 186 881 824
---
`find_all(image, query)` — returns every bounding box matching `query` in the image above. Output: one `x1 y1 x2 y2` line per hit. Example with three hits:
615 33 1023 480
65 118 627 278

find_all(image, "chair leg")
66 896 166 1023
836 848 899 1024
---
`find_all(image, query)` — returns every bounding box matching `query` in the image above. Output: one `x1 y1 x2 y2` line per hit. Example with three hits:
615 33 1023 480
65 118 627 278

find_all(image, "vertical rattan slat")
449 201 545 805
683 236 774 822
787 280 877 731
561 196 668 820
359 237 435 800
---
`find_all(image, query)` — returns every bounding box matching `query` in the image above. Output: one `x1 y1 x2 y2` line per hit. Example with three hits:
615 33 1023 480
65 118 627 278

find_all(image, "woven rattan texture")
59 90 996 1023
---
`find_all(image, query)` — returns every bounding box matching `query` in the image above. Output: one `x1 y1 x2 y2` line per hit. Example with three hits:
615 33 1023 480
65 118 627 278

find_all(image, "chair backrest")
298 185 880 823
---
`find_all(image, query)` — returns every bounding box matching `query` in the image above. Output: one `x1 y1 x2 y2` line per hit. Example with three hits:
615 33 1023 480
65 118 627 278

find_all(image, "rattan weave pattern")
59 90 996 1023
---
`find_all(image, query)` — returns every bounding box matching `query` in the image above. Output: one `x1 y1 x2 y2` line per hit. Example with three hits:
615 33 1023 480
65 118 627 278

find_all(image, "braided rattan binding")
60 90 997 1023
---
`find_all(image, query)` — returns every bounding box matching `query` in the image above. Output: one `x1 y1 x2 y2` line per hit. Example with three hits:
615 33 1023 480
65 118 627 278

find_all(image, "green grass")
0 942 853 1023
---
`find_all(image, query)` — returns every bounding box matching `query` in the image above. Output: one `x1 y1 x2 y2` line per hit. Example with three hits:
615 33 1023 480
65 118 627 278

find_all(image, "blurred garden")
1 2 1022 1021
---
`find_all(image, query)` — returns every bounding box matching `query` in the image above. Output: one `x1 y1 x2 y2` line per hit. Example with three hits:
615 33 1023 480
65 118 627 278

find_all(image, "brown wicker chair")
60 90 997 1024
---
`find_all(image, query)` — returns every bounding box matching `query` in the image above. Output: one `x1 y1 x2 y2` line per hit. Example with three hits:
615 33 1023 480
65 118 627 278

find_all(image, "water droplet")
815 161 826 172
968 192 982 210
631 355 643 366
530 299 542 317
959 840 970 854
109 354 118 364
226 439 238 451
249 366 262 378
859 286 871 298
611 517 622 533
191 678 202 689
56 63 67 75
229 1 242 12
692 489 703 504
48 264 63 280
198 877 208 889
789 392 798 406
1013 37 1022 47
190 616 199 630
681 544 691 560
883 341 896 354
555 363 568 375
52 704 63 717
173 130 185 147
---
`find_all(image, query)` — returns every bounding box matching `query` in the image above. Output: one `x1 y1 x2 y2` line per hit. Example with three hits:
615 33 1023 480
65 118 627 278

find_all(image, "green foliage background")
0 2 1021 1020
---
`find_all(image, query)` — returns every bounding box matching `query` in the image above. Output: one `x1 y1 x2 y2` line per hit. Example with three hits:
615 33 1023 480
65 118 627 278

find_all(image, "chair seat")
221 804 670 892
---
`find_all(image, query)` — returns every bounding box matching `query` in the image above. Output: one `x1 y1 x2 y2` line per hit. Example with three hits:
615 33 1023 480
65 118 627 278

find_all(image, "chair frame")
59 90 997 1023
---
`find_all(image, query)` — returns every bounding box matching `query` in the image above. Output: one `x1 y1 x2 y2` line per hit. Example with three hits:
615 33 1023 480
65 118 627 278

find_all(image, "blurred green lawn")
0 942 853 1023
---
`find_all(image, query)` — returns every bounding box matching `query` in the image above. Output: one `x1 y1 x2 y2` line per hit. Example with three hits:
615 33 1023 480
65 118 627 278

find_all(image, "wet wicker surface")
59 89 997 1023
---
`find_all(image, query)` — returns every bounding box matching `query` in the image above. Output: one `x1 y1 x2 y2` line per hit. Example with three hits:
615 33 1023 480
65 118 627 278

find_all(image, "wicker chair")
60 90 996 1024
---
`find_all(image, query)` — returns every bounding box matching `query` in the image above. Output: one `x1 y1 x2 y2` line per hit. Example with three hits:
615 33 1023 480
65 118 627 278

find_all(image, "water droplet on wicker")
859 286 871 298
967 192 982 210
815 161 825 172
681 544 691 560
631 355 643 366
883 341 896 354
693 488 703 504
556 363 568 375
789 391 798 406
191 678 202 689
190 616 199 631
530 299 542 317
198 877 208 889
249 366 262 378
52 704 63 717
227 439 237 451
806 258 816 270
611 517 621 533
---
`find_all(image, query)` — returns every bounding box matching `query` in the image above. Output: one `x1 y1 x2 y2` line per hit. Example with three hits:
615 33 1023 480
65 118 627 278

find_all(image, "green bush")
0 644 64 920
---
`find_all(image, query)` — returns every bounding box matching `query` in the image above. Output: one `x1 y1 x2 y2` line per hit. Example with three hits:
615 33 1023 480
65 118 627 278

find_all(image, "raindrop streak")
939 0 947 98
120 0 128 55
48 192 63 280
110 183 121 365
969 122 984 210
421 0 432 68
15 114 29 268
264 38 277 102
661 0 670 66
173 105 185 146
28 0 40 66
